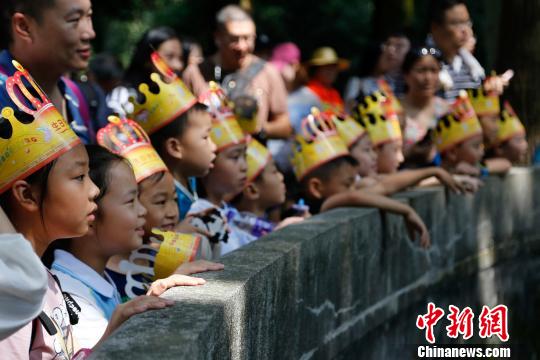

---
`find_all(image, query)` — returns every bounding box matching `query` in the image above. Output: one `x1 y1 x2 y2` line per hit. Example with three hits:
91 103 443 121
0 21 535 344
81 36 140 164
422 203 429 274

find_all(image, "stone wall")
91 167 540 359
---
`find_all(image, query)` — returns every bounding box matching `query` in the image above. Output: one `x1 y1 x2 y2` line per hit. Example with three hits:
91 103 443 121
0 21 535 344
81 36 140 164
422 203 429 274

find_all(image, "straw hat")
307 47 350 70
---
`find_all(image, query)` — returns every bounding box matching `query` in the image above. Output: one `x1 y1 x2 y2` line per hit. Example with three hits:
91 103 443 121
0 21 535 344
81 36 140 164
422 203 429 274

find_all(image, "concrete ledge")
91 166 540 359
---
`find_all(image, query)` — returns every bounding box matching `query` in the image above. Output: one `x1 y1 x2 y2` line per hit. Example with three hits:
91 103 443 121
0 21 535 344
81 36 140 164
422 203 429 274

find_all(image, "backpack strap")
63 77 95 140
222 59 265 100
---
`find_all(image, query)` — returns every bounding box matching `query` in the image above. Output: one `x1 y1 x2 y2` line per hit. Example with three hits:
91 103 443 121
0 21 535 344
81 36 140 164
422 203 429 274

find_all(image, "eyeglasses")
446 19 473 29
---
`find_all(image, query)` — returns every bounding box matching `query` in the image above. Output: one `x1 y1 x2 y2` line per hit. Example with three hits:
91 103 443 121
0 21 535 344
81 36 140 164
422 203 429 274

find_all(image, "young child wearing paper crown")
335 95 466 195
187 83 255 256
467 87 512 175
229 138 307 239
128 51 217 221
434 92 487 175
0 60 174 358
291 108 431 248
492 101 528 164
48 143 208 349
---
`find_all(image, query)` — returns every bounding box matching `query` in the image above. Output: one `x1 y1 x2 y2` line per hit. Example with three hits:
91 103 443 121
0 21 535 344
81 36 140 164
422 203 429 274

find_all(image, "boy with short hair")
434 92 486 175
492 101 528 164
129 51 217 219
231 138 305 239
292 109 430 248
467 87 511 174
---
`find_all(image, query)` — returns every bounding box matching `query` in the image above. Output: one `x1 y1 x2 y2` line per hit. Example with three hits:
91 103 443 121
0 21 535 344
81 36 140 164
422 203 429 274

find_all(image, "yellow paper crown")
434 92 482 153
355 91 387 119
467 87 500 116
246 137 271 184
291 108 349 181
496 101 525 145
355 92 402 146
330 111 367 148
377 78 403 115
129 52 197 135
0 60 81 194
152 229 201 280
199 82 247 151
97 116 168 183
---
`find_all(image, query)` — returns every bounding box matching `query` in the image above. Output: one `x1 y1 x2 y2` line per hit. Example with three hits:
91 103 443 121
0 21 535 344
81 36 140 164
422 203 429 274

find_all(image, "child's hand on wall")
146 274 206 296
403 210 431 249
454 162 481 177
453 175 483 193
275 216 305 230
433 168 466 194
174 260 224 275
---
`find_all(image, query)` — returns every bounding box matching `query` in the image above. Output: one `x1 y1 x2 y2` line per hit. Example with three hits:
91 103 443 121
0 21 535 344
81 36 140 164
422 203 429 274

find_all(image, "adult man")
183 5 291 140
1 0 95 143
430 0 508 100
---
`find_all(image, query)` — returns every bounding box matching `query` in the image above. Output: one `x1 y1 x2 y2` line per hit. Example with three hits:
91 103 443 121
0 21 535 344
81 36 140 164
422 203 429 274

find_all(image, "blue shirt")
0 49 92 143
175 177 198 220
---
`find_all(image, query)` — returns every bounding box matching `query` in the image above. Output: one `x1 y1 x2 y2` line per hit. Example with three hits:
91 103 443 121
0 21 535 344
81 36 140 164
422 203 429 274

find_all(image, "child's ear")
164 137 184 160
244 183 259 201
307 178 324 200
11 180 40 213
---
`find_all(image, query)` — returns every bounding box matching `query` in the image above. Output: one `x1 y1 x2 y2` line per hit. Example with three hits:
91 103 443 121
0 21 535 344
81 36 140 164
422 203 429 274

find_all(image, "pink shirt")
0 271 78 359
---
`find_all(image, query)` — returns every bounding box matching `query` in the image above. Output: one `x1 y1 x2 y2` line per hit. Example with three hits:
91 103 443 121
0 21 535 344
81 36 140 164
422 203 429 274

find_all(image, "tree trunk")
497 0 540 154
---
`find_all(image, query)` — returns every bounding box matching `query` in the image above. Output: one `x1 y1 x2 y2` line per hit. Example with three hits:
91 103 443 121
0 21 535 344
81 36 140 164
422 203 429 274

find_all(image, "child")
357 91 405 174
291 109 430 248
435 92 486 175
0 61 174 358
50 145 204 349
97 116 222 287
467 87 512 174
492 101 528 164
230 138 305 239
128 51 217 220
188 83 254 256
331 107 465 195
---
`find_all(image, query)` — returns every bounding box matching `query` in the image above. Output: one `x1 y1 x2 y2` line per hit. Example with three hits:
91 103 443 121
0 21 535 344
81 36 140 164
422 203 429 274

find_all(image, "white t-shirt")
51 250 121 349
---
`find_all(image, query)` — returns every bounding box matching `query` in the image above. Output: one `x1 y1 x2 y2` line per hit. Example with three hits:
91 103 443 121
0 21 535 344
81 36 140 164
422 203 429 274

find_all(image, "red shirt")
307 79 344 114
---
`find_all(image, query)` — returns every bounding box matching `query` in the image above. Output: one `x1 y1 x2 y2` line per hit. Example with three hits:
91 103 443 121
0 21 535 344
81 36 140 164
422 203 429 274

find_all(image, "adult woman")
400 47 449 168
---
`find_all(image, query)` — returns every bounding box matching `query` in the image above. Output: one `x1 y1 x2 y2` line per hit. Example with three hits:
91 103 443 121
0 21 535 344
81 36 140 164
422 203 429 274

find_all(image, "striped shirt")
440 54 482 101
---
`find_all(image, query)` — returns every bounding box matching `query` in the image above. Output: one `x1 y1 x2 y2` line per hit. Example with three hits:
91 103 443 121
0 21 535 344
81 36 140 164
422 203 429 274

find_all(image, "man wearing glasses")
430 0 509 100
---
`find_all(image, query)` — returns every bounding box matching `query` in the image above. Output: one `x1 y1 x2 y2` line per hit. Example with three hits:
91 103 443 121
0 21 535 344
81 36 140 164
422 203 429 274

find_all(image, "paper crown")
434 92 482 153
246 137 271 184
0 60 81 194
330 112 367 148
377 78 403 115
496 101 526 145
118 229 200 299
152 229 200 280
129 51 197 135
97 116 168 183
291 108 349 181
199 82 247 151
467 87 500 116
355 92 402 146
355 90 387 119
